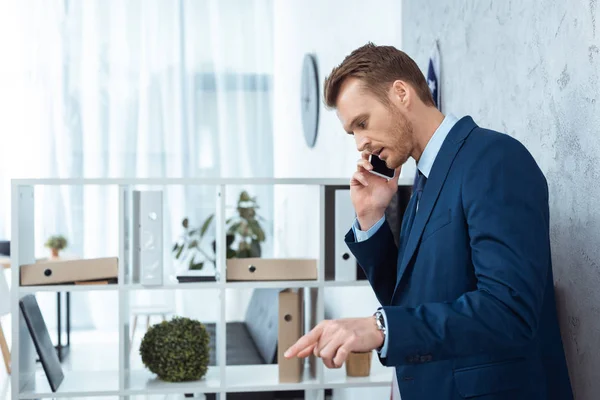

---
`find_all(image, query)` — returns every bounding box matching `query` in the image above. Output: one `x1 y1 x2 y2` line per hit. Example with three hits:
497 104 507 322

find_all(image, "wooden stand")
345 351 372 377
0 321 10 374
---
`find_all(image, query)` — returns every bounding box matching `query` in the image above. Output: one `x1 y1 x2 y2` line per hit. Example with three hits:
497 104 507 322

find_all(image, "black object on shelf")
176 275 218 283
0 240 9 256
20 294 64 392
1 239 71 362
55 292 70 362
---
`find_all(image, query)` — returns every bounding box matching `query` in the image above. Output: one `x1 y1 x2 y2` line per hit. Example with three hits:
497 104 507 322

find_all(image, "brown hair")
324 42 435 109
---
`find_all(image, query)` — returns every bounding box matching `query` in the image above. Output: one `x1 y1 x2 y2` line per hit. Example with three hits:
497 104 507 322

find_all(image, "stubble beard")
386 108 414 169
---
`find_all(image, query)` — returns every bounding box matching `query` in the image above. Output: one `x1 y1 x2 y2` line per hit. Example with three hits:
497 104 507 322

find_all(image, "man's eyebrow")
344 113 368 135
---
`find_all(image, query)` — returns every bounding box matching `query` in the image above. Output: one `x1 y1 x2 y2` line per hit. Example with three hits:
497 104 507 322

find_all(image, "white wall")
272 1 404 398
273 0 410 180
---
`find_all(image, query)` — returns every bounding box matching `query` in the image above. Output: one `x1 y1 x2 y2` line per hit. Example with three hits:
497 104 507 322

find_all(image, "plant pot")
345 351 372 377
50 248 60 259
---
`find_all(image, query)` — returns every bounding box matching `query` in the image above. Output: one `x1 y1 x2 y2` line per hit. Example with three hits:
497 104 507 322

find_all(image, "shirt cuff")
352 215 385 242
378 308 390 358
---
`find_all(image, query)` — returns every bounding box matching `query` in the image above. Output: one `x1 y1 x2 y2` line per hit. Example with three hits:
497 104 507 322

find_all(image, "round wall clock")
301 53 319 148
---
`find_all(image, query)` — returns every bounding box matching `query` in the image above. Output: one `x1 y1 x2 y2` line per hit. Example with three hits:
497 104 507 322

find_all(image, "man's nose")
356 136 370 153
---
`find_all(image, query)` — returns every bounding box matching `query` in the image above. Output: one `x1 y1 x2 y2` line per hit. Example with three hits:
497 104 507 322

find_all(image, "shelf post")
11 184 36 399
216 185 227 391
315 184 327 400
118 184 132 397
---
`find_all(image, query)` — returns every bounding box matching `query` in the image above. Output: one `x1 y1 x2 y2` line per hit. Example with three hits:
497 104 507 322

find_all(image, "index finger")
284 324 323 358
357 158 373 171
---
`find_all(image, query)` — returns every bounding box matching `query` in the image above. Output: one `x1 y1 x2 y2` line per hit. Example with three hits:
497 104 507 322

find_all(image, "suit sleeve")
345 219 399 306
380 138 550 366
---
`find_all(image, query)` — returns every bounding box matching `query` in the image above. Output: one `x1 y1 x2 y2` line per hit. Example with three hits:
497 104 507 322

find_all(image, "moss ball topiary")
139 316 211 382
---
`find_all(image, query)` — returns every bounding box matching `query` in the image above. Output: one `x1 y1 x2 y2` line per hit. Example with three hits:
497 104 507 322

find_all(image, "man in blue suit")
284 43 573 399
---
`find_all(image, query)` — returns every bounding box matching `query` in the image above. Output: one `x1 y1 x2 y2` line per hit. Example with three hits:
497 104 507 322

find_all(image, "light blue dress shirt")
351 114 459 357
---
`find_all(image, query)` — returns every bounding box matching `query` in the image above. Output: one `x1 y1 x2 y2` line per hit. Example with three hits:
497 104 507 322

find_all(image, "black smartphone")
368 154 395 180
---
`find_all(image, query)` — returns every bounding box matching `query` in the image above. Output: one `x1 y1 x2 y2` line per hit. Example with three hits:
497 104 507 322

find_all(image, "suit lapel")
392 117 478 299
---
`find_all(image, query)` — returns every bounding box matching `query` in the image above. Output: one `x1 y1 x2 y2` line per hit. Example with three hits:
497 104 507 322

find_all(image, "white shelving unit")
10 177 413 400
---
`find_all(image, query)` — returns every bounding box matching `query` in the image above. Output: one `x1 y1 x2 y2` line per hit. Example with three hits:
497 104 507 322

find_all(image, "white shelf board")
323 356 394 388
18 283 119 293
12 177 415 186
8 177 354 186
19 370 119 399
225 280 320 289
17 280 372 293
225 364 318 392
224 363 391 392
125 367 221 395
127 282 222 290
322 280 371 288
17 363 392 398
127 280 322 290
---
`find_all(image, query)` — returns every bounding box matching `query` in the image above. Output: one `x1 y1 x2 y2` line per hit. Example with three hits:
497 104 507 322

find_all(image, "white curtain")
0 0 274 330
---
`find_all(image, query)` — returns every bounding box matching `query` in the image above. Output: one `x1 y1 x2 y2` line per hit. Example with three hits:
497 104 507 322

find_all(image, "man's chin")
385 157 402 170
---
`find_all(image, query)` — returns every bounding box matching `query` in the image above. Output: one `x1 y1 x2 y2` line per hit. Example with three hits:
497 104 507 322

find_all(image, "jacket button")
420 354 433 362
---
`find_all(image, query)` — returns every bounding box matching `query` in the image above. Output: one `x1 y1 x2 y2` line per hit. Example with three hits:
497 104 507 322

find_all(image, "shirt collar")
417 113 459 178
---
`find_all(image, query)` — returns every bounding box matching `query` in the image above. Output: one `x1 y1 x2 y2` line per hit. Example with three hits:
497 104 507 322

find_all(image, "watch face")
375 310 386 328
301 53 319 148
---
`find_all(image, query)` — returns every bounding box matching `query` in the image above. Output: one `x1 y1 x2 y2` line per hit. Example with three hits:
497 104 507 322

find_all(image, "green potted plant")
44 234 67 259
172 216 217 272
223 190 266 258
172 190 267 272
139 316 210 382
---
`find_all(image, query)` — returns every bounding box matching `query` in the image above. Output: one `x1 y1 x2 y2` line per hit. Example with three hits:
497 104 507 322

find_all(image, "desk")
1 256 71 362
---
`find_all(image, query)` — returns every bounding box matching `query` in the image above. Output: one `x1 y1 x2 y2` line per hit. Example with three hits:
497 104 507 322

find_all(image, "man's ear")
391 80 410 109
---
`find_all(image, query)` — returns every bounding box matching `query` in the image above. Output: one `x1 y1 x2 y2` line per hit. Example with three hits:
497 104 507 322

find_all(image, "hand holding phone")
350 153 399 230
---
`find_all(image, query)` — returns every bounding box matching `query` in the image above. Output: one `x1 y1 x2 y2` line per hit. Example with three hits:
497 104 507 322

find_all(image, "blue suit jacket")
346 117 573 399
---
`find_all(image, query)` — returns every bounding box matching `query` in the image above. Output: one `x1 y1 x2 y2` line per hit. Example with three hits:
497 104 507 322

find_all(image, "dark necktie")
399 170 427 254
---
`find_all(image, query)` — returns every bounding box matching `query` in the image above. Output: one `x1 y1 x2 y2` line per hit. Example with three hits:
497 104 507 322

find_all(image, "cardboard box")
20 257 118 286
278 289 304 383
226 258 317 281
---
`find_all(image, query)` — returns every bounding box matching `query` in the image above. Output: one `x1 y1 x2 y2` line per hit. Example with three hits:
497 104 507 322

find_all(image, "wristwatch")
373 309 387 351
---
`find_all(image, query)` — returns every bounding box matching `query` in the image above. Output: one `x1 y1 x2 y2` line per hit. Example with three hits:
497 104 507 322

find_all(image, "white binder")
334 189 358 281
132 190 163 286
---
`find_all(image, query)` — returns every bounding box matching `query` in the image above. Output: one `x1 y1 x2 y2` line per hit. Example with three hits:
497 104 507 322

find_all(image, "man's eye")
358 121 366 129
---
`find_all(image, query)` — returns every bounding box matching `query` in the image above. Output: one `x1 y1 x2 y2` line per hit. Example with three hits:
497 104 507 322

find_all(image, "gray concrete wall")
402 1 600 398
